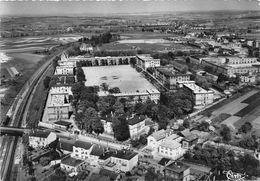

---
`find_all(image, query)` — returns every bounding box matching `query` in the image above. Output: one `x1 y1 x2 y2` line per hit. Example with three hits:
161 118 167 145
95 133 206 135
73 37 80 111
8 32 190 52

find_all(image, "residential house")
29 132 57 148
60 156 88 173
164 162 191 181
147 129 174 154
158 140 184 160
106 150 138 172
71 140 94 160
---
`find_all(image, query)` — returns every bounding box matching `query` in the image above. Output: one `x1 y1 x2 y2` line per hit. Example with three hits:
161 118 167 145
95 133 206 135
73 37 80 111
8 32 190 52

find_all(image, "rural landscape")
0 1 260 181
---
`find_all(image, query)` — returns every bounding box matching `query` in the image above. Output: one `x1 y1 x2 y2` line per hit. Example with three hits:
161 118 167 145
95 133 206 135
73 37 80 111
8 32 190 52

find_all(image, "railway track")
0 47 69 181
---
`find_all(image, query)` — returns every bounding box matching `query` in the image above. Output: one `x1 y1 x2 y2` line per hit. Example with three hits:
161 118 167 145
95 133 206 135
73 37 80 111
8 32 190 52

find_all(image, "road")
0 47 69 181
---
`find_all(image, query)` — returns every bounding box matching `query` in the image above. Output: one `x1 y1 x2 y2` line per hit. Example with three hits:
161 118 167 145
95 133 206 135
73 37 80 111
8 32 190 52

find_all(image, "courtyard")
82 65 156 93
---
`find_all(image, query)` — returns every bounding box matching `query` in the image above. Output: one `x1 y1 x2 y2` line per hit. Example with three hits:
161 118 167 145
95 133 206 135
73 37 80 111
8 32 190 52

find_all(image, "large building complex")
44 86 73 122
137 54 161 70
155 66 190 90
201 56 260 77
59 53 136 67
180 81 214 106
99 88 160 104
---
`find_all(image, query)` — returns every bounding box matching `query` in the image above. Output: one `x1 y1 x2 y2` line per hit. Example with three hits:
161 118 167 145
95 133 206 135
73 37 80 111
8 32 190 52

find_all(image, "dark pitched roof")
90 145 105 157
158 158 171 166
59 139 75 152
54 121 72 127
165 162 190 173
29 131 51 138
112 150 138 160
61 156 84 167
127 115 146 125
74 140 93 150
99 151 114 160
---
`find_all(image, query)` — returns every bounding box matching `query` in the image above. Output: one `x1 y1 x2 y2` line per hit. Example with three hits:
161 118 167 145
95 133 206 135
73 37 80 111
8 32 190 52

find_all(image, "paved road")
0 47 69 181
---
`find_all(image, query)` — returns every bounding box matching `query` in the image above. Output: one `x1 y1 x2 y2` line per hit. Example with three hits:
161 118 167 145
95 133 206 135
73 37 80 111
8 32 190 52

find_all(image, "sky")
0 0 259 16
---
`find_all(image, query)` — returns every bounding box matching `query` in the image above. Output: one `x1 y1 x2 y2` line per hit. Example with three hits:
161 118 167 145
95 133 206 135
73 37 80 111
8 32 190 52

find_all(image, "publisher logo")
223 170 246 181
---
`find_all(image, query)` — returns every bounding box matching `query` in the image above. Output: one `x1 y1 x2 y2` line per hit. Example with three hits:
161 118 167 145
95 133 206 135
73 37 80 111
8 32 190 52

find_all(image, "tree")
239 122 252 134
195 75 211 90
130 58 137 66
217 73 229 84
83 107 103 134
43 76 51 89
220 125 231 142
113 100 125 116
108 87 121 94
100 83 109 91
183 119 190 128
112 116 130 141
77 100 95 113
52 56 59 69
76 67 86 82
39 157 51 166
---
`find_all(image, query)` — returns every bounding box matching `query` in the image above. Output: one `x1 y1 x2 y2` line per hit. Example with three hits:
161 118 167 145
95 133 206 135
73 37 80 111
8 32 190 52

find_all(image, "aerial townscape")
0 0 260 181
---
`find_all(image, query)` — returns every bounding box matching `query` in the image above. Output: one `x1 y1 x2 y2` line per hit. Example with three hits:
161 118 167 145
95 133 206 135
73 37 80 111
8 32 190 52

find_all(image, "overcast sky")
0 0 259 16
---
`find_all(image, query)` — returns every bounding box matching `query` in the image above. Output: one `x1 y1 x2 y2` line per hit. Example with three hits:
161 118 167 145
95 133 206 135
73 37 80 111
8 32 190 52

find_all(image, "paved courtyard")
82 65 156 93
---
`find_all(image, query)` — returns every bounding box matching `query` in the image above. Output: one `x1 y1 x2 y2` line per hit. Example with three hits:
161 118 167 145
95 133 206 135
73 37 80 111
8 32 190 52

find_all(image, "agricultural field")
210 89 260 132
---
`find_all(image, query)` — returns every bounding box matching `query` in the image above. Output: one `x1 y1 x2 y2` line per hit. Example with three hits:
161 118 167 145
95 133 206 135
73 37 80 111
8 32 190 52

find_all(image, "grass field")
83 65 156 93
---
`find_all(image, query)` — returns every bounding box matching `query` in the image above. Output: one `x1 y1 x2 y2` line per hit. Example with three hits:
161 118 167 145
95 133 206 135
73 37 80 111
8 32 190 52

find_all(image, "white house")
105 150 138 172
127 115 148 138
102 115 150 139
147 129 173 154
29 132 57 148
158 140 184 160
71 141 94 160
89 144 105 166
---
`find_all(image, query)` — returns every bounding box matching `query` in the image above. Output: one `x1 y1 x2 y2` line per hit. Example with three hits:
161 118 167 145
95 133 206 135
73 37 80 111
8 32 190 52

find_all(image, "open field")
83 65 156 93
211 90 258 116
208 89 260 132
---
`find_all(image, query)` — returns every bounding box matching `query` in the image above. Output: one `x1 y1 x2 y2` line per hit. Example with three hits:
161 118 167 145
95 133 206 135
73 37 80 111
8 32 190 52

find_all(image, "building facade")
164 162 191 181
45 86 73 122
136 54 160 70
181 81 214 106
155 66 190 90
29 132 57 148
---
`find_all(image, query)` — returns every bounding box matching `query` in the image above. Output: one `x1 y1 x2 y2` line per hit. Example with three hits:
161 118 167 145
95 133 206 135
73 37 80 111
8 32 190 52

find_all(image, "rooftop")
61 156 84 167
29 131 51 138
127 115 146 125
112 150 138 160
54 121 72 127
150 129 172 141
59 139 75 152
183 82 212 94
158 158 171 166
156 67 187 77
74 140 93 150
165 162 190 173
90 145 105 157
159 140 181 150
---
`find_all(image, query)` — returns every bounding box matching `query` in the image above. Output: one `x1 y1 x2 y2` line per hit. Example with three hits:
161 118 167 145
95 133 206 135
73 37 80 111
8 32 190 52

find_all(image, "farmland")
208 89 260 132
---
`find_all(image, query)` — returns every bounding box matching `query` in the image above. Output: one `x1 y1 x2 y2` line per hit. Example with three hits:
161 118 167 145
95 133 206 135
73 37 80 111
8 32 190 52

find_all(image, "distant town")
0 9 260 181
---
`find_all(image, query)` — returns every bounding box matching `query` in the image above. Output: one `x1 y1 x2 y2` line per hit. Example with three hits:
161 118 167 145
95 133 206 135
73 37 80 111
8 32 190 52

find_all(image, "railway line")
0 47 69 181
